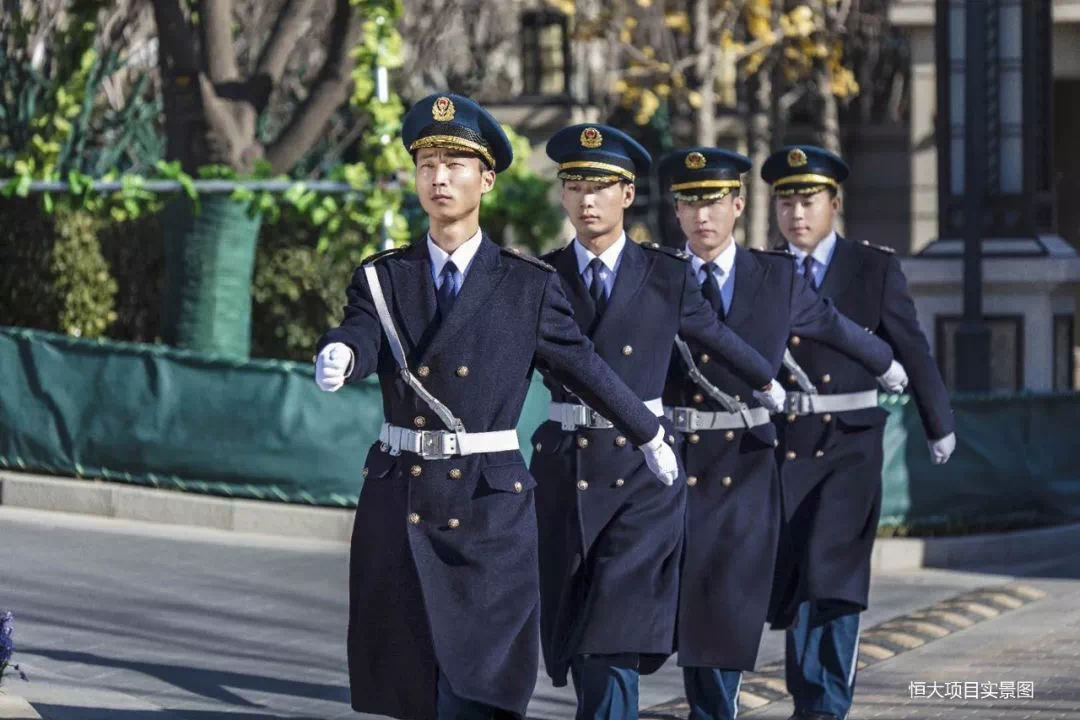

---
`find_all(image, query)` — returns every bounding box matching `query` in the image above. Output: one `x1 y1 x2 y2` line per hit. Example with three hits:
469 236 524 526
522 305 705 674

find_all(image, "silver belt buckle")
671 408 695 433
419 430 456 460
587 408 613 429
786 392 810 416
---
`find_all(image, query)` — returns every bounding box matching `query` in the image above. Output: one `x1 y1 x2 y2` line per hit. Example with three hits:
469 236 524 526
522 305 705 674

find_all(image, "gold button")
787 413 797 423
687 476 698 487
448 518 461 529
615 436 627 447
513 481 523 493
821 374 831 384
622 345 634 356
725 430 736 441
410 465 422 477
815 450 825 458
449 468 462 480
689 433 700 444
408 513 421 525
700 353 711 364
822 413 833 423
734 395 741 403
457 366 469 377
774 439 780 447
790 336 801 347
786 451 797 460
577 436 589 449
362 467 369 478
535 442 543 452
721 476 733 487
667 434 675 444
577 480 589 491
417 365 431 378
414 416 427 428
693 393 704 404
788 374 798 384
615 478 625 487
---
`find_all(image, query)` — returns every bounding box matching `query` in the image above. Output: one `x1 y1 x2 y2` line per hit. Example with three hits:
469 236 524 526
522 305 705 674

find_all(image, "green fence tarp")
3 326 1080 526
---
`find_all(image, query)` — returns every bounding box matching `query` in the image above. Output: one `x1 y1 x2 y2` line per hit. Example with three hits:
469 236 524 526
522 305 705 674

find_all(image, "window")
1054 314 1075 391
935 315 1024 392
521 10 570 97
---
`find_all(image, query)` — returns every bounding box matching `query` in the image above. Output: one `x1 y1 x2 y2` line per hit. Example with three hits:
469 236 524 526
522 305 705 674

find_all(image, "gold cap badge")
432 96 456 122
787 148 808 168
580 127 603 149
685 152 707 170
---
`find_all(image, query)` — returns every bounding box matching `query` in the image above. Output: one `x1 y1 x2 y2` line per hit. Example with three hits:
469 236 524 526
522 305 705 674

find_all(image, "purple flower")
0 611 28 684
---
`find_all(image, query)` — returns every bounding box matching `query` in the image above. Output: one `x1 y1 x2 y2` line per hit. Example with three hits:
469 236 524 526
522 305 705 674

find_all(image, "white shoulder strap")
674 335 756 426
363 264 465 433
782 349 819 394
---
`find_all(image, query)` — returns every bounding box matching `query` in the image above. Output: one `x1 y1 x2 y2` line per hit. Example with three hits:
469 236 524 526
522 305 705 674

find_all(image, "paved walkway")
2 507 1078 719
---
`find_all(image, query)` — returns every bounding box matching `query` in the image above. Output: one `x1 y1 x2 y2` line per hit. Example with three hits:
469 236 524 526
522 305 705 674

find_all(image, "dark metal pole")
955 0 992 392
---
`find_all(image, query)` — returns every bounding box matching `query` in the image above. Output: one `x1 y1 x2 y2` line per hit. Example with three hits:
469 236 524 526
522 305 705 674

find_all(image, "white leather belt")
784 390 879 416
379 422 519 460
664 405 772 432
548 398 664 431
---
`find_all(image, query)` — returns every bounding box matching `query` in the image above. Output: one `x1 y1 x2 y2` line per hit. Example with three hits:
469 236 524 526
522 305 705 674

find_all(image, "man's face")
675 193 744 251
560 180 634 239
415 148 494 223
775 190 840 250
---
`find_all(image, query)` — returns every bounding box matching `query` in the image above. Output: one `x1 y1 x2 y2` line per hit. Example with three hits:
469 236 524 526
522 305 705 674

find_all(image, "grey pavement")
2 506 1079 719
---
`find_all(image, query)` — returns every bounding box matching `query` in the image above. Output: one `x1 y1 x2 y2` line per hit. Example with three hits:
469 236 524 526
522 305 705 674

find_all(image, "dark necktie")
700 262 725 320
437 261 460 319
588 258 608 317
802 255 818 292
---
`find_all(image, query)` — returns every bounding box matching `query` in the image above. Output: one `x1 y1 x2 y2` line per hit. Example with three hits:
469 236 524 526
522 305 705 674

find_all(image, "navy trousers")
570 653 640 720
683 667 743 719
437 671 519 720
785 600 862 719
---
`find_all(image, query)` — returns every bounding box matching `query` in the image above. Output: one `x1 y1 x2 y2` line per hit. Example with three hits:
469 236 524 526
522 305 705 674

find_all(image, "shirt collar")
685 239 737 278
788 230 837 268
427 228 483 279
574 232 627 275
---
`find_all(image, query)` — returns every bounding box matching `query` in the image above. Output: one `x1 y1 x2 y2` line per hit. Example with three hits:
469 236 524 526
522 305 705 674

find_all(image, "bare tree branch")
202 0 240 81
255 0 317 88
265 0 358 174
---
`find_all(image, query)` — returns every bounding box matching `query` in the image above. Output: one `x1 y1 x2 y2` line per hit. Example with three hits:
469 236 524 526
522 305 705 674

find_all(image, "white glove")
753 382 786 414
640 426 678 487
315 342 353 392
928 432 956 465
877 360 909 393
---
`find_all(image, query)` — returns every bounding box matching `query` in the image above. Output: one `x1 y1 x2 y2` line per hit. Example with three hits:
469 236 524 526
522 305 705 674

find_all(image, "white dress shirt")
686 239 738 315
573 232 627 298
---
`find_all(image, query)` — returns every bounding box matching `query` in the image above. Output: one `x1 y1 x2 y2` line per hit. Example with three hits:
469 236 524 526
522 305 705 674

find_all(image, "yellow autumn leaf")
687 90 703 108
621 29 632 43
614 79 629 93
637 0 653 7
664 11 690 31
656 83 671 96
642 46 655 59
672 71 686 89
625 16 638 29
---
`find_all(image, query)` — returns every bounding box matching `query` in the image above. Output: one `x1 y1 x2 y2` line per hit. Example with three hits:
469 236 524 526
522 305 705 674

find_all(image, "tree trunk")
152 0 356 359
745 72 773 249
691 0 715 146
162 196 262 358
815 65 845 234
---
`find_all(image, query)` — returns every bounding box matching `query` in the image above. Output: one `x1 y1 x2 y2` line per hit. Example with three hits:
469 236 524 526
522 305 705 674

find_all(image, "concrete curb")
870 521 1080 571
0 691 41 720
0 471 353 543
4 470 1080 568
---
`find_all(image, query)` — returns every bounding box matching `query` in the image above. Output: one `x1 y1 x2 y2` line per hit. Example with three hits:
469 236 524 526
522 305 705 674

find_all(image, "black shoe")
789 714 841 720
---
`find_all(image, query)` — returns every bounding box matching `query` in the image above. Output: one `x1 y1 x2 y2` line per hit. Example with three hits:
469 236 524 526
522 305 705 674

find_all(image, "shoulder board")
750 247 794 258
641 242 691 261
501 246 555 272
361 246 404 266
858 240 896 254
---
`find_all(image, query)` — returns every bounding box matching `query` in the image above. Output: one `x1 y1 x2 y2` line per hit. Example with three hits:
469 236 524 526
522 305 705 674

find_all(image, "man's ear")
732 194 746 218
480 168 496 194
623 182 636 208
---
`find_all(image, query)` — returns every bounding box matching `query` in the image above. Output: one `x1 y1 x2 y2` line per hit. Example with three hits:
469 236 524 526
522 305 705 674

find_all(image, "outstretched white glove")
315 342 353 392
877 360 909 394
753 381 786 414
928 432 956 465
640 426 678 487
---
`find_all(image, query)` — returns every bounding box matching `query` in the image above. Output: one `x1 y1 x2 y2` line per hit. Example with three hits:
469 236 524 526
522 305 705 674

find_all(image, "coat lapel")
723 245 766 329
817 235 859 299
385 240 437 357
551 242 595 334
592 239 651 341
420 236 511 363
